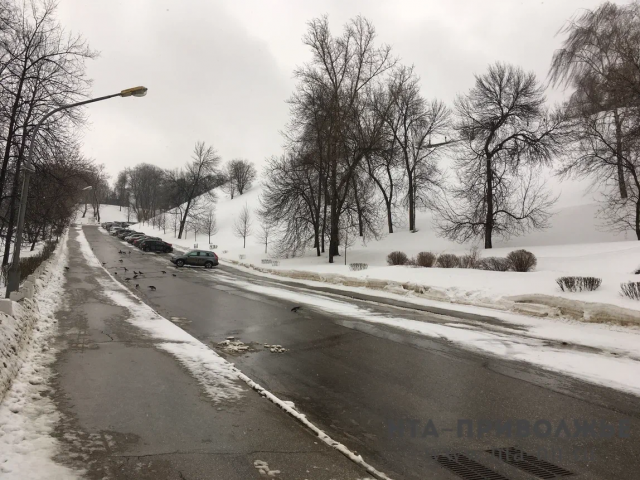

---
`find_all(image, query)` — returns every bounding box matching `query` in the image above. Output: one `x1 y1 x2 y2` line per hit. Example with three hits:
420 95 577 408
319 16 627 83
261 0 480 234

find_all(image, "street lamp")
5 86 148 297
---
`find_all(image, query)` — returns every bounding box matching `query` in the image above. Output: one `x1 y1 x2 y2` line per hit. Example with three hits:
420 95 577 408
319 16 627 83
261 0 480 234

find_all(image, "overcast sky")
56 0 613 205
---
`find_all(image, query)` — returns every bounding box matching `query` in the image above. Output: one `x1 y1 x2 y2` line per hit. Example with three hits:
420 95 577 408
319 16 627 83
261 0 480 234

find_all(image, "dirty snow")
0 231 84 480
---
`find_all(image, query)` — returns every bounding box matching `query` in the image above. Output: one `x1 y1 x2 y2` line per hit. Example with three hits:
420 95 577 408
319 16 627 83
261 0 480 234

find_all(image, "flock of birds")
95 247 178 292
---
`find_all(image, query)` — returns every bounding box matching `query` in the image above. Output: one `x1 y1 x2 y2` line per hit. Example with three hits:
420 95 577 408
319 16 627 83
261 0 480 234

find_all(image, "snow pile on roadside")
0 231 83 479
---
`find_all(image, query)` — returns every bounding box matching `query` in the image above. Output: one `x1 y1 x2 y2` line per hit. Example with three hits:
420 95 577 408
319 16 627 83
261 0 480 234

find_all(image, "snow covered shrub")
507 249 537 272
261 259 273 264
416 251 437 268
557 276 602 292
387 251 409 266
436 254 460 268
349 263 368 271
621 282 640 300
271 260 280 267
478 257 511 271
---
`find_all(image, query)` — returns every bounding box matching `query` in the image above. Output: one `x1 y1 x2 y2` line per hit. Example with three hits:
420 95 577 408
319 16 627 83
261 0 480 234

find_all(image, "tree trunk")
614 110 628 200
407 173 415 231
329 194 339 263
636 199 640 241
82 203 88 218
484 156 494 249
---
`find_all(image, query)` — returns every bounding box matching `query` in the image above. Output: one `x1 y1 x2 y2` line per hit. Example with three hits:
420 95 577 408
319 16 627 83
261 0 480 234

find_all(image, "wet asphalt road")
79 226 640 480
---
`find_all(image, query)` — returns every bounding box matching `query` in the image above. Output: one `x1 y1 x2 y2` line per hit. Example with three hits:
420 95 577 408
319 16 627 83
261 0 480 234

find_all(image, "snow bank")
0 233 68 402
0 230 83 479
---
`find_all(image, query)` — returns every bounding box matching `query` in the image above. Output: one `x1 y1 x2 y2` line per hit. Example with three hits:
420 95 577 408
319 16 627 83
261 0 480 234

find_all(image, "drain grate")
432 454 510 480
488 447 574 479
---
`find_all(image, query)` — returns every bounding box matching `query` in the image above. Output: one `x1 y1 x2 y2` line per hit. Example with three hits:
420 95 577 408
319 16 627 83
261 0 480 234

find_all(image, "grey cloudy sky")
57 0 609 205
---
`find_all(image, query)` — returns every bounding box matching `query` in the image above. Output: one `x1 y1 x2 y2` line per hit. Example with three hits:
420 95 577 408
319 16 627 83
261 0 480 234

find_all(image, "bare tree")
549 2 640 200
434 63 566 248
234 204 252 248
224 159 257 197
165 141 221 239
0 0 95 264
200 209 218 243
381 66 451 232
292 15 395 263
127 164 164 222
256 211 274 254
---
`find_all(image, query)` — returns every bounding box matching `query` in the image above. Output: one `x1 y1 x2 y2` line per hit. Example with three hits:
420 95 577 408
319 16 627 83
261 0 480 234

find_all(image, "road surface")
51 226 640 479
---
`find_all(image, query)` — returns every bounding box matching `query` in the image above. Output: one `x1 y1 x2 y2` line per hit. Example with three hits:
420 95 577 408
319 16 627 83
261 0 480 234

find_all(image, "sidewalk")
48 227 370 479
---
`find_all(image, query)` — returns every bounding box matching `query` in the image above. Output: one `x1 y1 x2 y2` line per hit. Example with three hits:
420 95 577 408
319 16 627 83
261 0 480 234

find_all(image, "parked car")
117 230 136 239
170 250 218 268
110 227 126 236
139 239 173 253
126 233 146 243
133 236 160 247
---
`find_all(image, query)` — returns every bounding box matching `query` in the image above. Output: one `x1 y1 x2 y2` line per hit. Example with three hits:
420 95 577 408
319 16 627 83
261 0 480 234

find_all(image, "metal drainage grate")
488 447 574 479
432 454 510 480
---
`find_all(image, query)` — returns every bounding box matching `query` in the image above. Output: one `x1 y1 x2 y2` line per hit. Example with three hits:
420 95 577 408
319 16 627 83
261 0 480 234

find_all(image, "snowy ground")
72 204 131 226
0 232 84 480
129 184 640 314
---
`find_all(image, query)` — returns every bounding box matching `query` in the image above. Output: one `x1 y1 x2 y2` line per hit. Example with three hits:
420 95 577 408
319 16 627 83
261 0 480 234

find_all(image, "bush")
1 240 58 286
507 249 537 272
621 282 640 300
349 263 368 271
479 257 511 272
416 252 437 268
387 251 409 266
436 253 460 268
459 246 481 269
556 276 602 292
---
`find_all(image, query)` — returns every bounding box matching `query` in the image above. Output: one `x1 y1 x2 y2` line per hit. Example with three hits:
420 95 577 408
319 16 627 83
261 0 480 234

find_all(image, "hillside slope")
131 184 640 312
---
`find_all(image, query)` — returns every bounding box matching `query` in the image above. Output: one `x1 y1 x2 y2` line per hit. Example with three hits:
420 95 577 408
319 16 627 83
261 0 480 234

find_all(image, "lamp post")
5 86 148 297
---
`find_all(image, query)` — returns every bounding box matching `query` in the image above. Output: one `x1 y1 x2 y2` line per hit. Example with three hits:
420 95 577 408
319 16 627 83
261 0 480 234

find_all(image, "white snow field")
129 183 640 314
72 204 131 225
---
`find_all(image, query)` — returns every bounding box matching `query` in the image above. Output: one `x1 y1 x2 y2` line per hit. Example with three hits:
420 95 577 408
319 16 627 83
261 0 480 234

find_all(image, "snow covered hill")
130 184 640 313
73 205 131 225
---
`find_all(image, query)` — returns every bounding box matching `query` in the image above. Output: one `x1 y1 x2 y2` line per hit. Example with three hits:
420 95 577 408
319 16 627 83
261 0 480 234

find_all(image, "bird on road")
123 267 128 272
161 271 166 274
133 274 138 279
118 259 123 263
148 286 156 291
102 262 106 266
125 277 131 281
135 284 139 288
133 271 138 275
114 272 118 275
139 271 144 275
291 306 302 313
64 267 69 271
172 274 177 277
